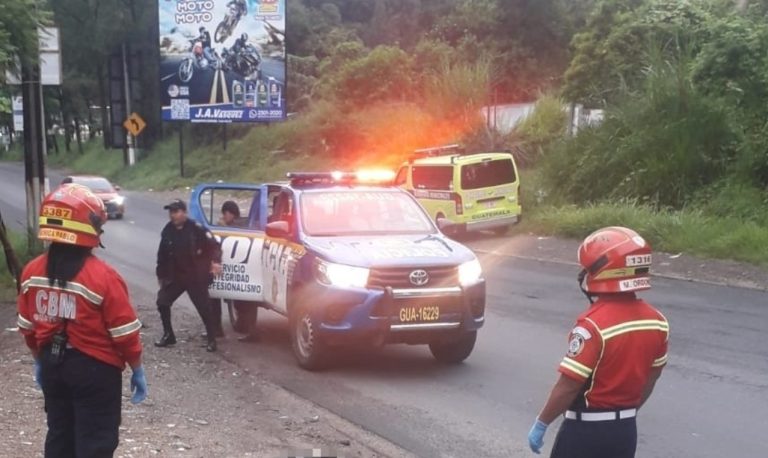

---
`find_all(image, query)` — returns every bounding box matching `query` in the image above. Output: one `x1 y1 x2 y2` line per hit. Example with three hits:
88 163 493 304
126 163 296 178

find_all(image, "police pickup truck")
189 172 486 370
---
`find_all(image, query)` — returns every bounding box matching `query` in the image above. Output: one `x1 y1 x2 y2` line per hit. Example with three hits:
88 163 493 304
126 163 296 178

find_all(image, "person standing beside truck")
155 199 223 352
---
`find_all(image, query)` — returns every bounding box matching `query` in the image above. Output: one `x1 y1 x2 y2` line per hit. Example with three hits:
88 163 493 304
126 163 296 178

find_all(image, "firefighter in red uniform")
528 227 669 457
16 184 147 458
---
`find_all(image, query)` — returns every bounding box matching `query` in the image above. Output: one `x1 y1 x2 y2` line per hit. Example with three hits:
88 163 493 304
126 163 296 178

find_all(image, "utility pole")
21 62 45 251
38 81 48 198
122 43 136 166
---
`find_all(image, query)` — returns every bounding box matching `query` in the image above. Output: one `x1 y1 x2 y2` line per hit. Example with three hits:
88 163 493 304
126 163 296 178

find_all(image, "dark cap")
163 199 187 212
221 200 240 217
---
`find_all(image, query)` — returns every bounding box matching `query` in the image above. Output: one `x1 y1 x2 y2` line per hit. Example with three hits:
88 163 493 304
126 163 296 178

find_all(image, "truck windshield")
301 191 436 236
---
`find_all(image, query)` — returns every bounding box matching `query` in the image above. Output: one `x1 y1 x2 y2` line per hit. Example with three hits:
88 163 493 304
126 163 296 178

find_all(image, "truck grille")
367 266 458 289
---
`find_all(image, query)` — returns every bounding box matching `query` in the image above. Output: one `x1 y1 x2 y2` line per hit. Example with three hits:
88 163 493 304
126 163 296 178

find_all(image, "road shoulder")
466 234 768 291
0 303 413 457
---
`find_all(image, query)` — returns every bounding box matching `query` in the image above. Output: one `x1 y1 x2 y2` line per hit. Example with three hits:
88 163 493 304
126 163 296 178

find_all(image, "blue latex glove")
528 419 548 454
34 359 42 389
130 366 147 404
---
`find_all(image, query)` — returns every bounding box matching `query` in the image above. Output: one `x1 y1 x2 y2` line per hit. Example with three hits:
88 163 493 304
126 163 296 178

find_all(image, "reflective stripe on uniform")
22 276 104 306
17 314 34 330
108 319 142 338
600 319 668 341
652 354 668 367
560 357 593 378
39 216 98 235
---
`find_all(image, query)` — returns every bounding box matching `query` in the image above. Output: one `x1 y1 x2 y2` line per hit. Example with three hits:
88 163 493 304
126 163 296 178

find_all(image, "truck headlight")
458 259 482 286
317 261 369 288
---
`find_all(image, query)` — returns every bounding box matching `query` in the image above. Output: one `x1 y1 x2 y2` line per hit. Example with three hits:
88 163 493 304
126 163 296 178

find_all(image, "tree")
0 0 44 74
430 0 587 101
562 0 733 106
328 45 415 108
692 13 768 113
48 0 162 147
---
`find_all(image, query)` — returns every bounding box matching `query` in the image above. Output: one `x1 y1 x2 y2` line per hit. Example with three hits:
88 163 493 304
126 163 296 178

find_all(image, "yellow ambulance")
394 145 521 235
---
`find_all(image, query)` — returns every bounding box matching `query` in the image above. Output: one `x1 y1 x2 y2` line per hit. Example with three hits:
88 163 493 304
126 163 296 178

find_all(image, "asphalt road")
1 162 766 457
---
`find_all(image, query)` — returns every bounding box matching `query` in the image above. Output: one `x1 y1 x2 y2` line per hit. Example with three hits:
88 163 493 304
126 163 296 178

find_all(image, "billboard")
158 0 286 123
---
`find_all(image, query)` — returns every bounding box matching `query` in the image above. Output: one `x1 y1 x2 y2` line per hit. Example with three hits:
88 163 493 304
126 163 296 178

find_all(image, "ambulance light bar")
409 144 465 163
413 144 462 156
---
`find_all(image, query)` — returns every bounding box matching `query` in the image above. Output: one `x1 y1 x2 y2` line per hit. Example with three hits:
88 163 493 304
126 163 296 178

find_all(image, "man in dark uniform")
209 200 261 343
528 226 668 457
155 199 222 352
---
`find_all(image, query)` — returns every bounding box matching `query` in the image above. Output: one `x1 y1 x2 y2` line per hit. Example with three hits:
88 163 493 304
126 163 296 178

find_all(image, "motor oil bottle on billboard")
257 81 268 107
232 80 245 108
245 80 257 107
268 77 281 108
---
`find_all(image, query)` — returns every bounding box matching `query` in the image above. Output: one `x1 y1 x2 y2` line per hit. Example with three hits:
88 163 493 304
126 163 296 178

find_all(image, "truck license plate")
399 305 440 323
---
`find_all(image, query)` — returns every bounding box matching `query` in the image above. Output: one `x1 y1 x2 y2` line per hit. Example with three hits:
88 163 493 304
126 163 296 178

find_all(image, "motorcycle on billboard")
215 0 248 43
178 38 224 83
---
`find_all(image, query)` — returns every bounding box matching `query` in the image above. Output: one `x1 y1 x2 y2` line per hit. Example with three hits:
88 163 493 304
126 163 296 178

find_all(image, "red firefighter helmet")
38 184 107 248
577 226 652 295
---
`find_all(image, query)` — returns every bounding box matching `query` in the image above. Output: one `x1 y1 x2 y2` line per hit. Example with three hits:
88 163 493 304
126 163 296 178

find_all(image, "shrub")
542 50 738 208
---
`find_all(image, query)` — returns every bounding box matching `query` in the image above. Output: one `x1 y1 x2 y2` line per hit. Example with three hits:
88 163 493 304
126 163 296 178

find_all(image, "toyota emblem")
409 269 429 286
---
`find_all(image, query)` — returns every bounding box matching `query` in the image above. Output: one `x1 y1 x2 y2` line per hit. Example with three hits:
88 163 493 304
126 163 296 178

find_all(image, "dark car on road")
63 175 126 219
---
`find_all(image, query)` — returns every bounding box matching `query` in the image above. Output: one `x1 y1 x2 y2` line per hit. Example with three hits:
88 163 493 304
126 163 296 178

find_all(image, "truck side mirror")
266 220 290 239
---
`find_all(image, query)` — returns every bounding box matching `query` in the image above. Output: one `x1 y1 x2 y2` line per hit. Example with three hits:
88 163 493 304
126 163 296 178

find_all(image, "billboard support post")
179 125 185 178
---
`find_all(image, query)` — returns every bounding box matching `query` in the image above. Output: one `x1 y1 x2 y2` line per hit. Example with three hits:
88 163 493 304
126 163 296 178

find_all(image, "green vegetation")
518 0 768 265
0 230 41 301
522 204 768 266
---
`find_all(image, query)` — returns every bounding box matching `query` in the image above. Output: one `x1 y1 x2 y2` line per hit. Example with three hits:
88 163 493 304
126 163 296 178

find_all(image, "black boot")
155 331 177 347
155 307 177 347
206 338 217 352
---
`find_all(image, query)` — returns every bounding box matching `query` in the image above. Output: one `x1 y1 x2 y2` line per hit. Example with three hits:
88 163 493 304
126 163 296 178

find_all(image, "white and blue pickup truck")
188 172 486 370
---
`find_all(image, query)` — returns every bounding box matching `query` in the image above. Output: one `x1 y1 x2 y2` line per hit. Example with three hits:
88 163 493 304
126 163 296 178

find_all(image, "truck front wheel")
290 305 328 371
429 331 477 364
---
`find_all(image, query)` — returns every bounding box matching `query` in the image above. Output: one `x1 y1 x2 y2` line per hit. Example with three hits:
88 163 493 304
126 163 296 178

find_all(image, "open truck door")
189 183 268 309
